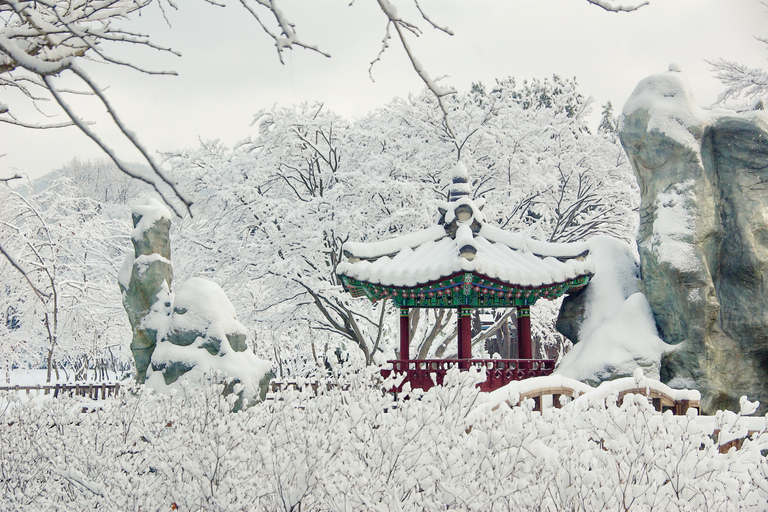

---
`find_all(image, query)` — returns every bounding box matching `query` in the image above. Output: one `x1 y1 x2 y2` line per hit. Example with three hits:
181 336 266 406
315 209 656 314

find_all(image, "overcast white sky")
1 0 766 179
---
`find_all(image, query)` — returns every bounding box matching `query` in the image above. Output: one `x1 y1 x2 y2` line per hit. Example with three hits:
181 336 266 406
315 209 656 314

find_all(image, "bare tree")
0 180 129 380
1 0 648 369
1 0 649 192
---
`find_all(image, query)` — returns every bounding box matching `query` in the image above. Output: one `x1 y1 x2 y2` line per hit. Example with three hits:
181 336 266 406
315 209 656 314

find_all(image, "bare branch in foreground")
374 0 457 136
0 173 21 183
238 0 331 63
0 0 191 215
585 0 649 11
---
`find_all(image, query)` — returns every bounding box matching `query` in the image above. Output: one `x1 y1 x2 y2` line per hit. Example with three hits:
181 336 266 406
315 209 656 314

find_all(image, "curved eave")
340 270 593 308
343 225 448 261
478 225 590 262
337 235 593 291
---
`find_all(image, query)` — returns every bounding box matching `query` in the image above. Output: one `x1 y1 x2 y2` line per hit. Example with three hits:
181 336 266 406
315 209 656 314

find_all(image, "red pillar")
399 307 410 363
458 307 472 368
517 305 532 360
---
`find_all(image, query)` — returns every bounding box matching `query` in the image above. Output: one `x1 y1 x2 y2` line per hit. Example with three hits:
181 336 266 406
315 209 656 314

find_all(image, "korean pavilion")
337 163 595 391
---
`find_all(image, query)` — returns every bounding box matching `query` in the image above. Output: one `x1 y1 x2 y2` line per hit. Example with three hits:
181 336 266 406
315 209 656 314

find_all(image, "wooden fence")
0 383 121 400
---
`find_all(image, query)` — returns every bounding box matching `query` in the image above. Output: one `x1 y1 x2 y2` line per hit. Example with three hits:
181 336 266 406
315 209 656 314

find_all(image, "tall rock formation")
619 67 768 413
119 199 273 406
118 199 173 383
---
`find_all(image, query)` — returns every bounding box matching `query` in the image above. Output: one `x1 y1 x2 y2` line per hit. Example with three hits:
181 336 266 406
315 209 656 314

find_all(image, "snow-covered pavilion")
337 163 595 391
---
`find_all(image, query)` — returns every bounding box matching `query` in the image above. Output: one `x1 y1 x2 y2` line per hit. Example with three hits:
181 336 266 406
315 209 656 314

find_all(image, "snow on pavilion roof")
337 190 595 308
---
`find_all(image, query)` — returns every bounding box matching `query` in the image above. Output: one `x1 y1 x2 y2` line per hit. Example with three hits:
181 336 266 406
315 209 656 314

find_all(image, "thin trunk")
46 349 53 383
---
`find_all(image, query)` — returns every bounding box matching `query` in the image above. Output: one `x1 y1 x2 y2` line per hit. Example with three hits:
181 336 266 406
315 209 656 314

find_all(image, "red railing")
381 358 556 393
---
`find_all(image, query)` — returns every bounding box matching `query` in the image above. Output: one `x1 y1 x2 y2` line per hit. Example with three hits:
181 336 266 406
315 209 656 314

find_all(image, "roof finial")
449 161 470 202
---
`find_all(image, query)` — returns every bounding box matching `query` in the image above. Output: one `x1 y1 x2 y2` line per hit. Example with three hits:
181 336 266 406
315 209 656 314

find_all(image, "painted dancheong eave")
337 211 595 307
339 271 591 308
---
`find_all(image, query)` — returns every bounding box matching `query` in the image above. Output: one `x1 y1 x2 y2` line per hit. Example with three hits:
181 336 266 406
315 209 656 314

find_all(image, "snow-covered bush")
2 370 767 511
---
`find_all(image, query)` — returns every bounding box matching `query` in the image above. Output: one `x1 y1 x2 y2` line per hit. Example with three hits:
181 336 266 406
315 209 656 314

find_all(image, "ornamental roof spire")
448 161 471 202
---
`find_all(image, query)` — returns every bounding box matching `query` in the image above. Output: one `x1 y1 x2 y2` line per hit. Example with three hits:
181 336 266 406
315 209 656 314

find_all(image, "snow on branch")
709 57 768 106
41 69 191 216
238 0 331 63
0 240 51 300
585 0 649 12
413 0 453 36
0 0 191 215
373 0 457 136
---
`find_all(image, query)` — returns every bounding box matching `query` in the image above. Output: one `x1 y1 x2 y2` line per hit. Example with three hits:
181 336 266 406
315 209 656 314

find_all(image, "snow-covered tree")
598 100 619 135
166 104 428 371
0 73 640 375
56 158 150 205
0 0 649 186
164 79 638 370
0 0 650 318
0 178 131 379
709 24 768 108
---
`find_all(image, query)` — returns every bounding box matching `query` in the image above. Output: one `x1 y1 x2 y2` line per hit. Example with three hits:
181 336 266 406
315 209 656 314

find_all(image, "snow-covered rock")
146 277 273 410
619 67 768 414
119 199 173 382
120 200 273 407
556 236 674 384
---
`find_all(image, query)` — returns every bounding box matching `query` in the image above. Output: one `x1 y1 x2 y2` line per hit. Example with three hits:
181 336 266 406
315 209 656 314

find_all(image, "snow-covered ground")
2 368 767 511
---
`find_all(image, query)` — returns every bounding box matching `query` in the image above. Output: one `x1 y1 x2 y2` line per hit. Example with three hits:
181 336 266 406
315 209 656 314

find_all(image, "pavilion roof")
337 195 594 290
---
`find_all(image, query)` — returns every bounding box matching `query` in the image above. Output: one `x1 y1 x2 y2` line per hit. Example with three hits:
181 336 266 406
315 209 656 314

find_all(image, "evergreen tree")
501 75 585 118
598 101 618 134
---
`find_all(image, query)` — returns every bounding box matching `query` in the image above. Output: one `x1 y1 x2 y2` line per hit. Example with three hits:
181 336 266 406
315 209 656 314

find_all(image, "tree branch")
585 0 649 12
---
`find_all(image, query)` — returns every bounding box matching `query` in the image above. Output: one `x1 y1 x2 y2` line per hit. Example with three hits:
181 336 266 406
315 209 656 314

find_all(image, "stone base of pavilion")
381 358 556 393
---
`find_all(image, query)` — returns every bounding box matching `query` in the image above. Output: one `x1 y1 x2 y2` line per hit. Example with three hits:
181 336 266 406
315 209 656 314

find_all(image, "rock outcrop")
118 199 173 383
619 67 768 414
119 199 273 406
556 236 672 385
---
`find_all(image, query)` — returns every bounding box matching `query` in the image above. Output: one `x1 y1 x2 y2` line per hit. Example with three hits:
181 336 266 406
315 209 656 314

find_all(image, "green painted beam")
339 271 591 308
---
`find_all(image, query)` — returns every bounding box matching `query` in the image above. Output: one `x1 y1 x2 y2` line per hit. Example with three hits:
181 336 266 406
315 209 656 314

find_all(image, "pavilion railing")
381 358 556 393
